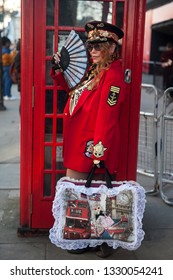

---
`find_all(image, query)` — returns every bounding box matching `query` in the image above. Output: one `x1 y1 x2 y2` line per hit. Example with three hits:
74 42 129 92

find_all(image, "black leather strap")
85 163 113 188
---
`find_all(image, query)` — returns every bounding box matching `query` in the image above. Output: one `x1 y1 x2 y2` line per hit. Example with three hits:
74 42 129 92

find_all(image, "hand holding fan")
58 30 88 88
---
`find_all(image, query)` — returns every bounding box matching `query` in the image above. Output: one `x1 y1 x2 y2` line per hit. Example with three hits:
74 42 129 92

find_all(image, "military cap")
85 20 124 44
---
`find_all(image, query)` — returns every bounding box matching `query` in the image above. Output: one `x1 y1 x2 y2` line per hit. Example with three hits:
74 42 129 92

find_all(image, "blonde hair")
87 41 119 90
69 42 119 96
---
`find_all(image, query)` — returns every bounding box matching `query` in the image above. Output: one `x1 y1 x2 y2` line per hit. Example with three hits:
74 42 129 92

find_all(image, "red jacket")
50 60 126 174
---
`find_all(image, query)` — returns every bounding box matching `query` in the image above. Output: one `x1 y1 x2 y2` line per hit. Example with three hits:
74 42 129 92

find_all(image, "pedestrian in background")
13 39 21 113
2 36 16 100
160 42 173 91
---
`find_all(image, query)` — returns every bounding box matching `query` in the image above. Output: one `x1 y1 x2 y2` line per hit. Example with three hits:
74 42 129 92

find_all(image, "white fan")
59 30 88 88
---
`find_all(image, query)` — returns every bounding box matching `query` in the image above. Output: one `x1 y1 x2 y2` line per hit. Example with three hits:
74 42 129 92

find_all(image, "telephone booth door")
20 0 146 231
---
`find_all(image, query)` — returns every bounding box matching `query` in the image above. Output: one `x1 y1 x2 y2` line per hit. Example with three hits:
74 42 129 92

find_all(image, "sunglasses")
87 43 103 52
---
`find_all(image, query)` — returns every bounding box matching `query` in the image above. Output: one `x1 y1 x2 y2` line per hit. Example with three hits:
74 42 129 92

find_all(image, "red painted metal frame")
124 0 146 180
19 0 34 229
19 0 146 230
31 0 48 228
114 0 146 181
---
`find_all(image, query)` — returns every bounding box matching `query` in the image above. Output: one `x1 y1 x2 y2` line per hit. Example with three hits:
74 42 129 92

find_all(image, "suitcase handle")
85 163 113 188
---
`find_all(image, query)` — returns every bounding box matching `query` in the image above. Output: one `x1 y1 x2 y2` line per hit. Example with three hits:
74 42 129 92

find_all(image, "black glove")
51 55 60 71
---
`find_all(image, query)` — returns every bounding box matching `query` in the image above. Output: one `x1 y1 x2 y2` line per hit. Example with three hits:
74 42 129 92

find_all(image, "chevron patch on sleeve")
107 86 120 106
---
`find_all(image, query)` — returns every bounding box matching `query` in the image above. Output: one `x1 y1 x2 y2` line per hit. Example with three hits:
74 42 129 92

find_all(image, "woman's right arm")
50 52 70 93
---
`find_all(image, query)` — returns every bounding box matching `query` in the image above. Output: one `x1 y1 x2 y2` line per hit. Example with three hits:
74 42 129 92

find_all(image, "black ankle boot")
96 243 112 258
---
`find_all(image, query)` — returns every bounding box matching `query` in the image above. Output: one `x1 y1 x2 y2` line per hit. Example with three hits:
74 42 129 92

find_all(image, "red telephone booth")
19 0 146 232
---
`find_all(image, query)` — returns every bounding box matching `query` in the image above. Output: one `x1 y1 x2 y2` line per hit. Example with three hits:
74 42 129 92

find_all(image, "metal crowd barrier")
137 83 159 194
159 87 173 206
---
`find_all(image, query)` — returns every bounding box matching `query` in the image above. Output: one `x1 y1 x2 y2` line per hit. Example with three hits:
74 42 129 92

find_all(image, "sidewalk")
0 85 173 260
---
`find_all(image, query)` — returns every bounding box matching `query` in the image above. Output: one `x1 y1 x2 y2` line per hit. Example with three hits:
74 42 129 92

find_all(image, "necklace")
69 64 96 115
69 79 92 115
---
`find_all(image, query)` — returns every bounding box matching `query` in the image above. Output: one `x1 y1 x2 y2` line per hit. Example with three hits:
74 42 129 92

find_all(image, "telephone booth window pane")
43 173 51 196
45 90 53 114
57 90 68 114
46 0 54 26
56 120 64 170
116 2 124 29
44 146 52 169
56 174 64 181
58 31 71 51
56 118 63 136
46 61 53 85
46 30 54 56
45 118 53 142
56 145 64 170
59 0 112 26
59 0 78 26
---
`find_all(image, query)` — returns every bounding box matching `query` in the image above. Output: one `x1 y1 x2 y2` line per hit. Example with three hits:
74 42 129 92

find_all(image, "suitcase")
49 166 146 251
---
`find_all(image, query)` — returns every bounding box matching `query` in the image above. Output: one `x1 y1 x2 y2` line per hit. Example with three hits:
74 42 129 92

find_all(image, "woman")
2 37 16 100
13 39 21 114
51 21 126 257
